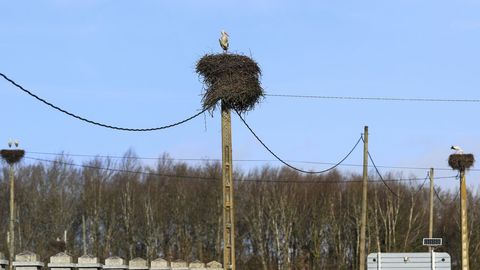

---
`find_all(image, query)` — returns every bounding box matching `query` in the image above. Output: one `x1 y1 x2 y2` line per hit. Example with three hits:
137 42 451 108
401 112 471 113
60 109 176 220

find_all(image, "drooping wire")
452 173 461 202
368 153 399 198
362 136 399 198
433 185 461 230
266 93 480 103
433 186 447 206
433 184 461 207
0 72 208 131
411 171 430 198
360 139 437 201
434 173 460 204
234 110 362 174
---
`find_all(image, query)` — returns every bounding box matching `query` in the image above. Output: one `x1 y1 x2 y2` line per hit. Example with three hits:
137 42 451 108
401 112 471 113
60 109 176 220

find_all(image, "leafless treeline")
0 151 479 269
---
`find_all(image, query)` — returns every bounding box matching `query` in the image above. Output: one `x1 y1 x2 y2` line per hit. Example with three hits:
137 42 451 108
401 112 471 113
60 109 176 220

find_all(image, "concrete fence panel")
9 252 220 270
149 258 170 270
77 255 102 270
12 251 44 270
205 261 222 270
128 258 148 270
48 252 75 270
170 260 188 270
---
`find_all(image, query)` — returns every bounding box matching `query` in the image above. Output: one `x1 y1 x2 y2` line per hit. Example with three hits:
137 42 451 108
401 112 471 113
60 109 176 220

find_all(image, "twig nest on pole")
196 53 263 113
448 154 475 171
0 149 25 165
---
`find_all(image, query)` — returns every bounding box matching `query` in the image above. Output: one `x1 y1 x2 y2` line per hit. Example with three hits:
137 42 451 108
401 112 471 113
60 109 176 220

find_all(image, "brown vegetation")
0 151 478 269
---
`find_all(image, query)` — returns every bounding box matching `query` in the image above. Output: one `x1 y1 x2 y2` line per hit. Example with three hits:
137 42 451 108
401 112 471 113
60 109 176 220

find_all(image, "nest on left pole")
1 149 25 165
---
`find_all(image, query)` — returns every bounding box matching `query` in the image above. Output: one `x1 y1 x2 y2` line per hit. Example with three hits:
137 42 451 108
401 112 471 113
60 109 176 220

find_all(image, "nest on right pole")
448 154 475 171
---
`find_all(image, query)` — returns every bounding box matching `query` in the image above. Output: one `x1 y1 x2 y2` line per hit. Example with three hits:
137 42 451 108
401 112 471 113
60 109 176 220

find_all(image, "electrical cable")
25 157 218 181
266 93 480 103
452 173 460 202
363 138 399 198
22 156 456 184
434 185 459 207
0 72 209 131
433 186 447 206
360 139 453 201
26 151 477 172
369 154 399 198
411 171 430 198
234 109 362 174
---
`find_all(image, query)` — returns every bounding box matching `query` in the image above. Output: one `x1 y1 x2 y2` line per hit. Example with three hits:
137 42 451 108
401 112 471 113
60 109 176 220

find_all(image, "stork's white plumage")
219 30 229 53
451 145 464 154
8 140 12 148
14 140 19 148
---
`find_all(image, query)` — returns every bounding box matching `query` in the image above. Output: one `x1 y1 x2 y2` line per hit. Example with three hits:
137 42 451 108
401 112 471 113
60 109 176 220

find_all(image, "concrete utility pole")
221 102 235 270
359 126 368 270
459 169 469 270
428 168 434 252
9 164 15 270
1 141 24 270
82 215 87 255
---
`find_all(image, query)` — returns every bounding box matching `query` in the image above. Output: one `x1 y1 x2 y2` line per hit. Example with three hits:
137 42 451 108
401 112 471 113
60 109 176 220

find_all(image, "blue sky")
1 1 479 191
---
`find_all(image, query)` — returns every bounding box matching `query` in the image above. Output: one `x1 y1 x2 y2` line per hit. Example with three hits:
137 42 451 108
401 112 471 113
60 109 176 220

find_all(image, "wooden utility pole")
221 102 235 270
428 168 434 252
9 164 15 270
460 169 469 270
359 126 368 270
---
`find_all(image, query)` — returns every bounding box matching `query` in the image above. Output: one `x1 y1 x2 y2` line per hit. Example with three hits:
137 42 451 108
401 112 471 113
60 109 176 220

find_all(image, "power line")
25 157 218 181
412 171 430 198
22 156 455 184
266 93 480 103
27 151 207 161
239 175 455 184
26 151 473 172
433 186 450 207
368 152 399 198
234 110 362 174
0 72 208 131
4 70 478 131
362 135 400 198
26 150 474 172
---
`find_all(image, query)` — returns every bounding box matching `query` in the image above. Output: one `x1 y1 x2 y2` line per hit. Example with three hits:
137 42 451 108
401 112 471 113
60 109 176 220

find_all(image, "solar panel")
423 238 442 246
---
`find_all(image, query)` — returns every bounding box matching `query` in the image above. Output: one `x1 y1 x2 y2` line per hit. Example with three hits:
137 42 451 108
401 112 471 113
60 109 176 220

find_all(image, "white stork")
451 145 464 154
8 139 13 148
219 30 229 53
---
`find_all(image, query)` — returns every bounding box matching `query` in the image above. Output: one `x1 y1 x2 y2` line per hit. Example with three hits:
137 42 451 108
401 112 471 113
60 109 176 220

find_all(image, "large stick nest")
196 53 263 113
448 154 475 171
1 149 25 165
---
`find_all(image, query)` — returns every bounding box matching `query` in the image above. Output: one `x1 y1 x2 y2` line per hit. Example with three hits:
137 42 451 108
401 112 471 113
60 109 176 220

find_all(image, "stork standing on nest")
451 145 464 154
219 30 229 53
7 139 19 148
